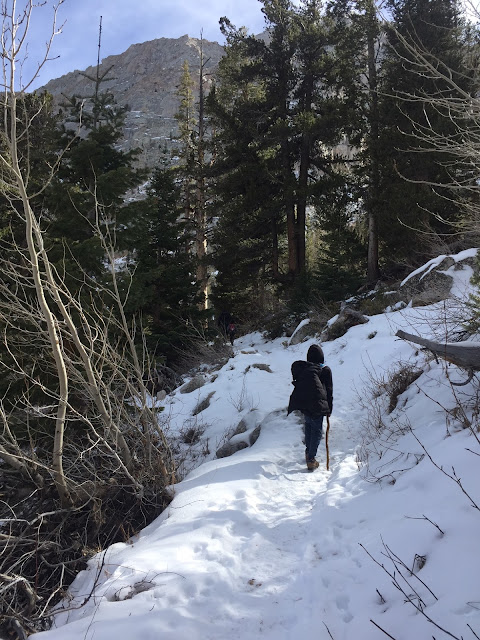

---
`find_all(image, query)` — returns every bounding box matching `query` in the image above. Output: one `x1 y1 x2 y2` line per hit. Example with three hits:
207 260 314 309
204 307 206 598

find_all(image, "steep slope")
32 250 480 640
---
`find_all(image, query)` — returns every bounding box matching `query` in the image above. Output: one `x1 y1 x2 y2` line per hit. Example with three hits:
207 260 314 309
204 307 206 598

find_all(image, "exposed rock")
215 440 249 459
233 419 248 435
192 391 215 416
215 410 261 459
180 375 206 394
249 426 261 446
400 257 455 307
244 363 273 373
321 305 369 341
289 320 314 345
40 35 225 169
252 363 272 372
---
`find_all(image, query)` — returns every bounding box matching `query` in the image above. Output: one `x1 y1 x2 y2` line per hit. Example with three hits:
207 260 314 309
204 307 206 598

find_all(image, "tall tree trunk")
366 0 381 285
195 35 209 310
297 70 314 275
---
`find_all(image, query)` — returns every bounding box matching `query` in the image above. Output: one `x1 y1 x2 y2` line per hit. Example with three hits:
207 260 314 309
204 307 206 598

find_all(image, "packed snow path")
39 407 371 640
34 254 480 640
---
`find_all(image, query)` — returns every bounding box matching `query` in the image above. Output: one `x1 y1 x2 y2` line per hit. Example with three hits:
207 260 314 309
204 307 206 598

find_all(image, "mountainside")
30 249 480 640
40 35 225 167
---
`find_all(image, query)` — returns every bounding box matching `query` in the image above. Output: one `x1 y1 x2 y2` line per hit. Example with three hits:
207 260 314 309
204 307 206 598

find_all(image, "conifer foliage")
118 159 203 361
376 0 475 269
207 0 477 311
208 0 357 313
44 87 145 287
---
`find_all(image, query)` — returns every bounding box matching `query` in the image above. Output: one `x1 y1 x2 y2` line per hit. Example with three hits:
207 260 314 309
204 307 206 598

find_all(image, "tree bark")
195 35 209 310
395 330 480 370
366 0 381 285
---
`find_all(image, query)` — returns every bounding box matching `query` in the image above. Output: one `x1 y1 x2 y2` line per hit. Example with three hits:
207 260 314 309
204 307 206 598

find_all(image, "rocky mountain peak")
40 35 225 167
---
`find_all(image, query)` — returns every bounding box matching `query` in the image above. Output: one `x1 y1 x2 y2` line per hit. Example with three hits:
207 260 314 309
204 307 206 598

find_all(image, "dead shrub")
174 328 232 375
384 365 423 413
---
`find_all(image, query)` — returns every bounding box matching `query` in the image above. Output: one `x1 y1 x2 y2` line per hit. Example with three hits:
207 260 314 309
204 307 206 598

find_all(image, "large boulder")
399 253 476 306
289 319 314 345
215 410 261 459
400 256 455 306
321 305 369 341
180 375 206 394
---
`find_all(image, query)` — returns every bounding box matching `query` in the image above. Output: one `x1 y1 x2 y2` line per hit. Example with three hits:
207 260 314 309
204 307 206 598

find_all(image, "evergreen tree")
377 0 475 272
209 1 357 312
292 0 364 297
207 17 286 313
175 60 197 236
174 47 211 310
326 0 386 285
44 79 145 289
116 160 203 361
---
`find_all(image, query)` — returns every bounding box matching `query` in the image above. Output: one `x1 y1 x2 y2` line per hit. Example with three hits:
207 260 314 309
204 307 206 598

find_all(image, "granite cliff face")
41 35 224 167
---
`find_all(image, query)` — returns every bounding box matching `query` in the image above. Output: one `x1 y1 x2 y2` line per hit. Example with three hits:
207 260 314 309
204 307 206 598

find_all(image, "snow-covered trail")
36 349 369 640
42 416 366 640
33 255 480 640
36 315 412 640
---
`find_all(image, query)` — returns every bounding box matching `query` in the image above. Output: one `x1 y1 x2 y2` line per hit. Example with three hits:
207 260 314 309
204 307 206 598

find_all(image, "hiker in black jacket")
287 344 333 471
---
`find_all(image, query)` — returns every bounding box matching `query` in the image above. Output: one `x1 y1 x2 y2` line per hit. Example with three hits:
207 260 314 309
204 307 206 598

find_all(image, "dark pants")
304 414 324 461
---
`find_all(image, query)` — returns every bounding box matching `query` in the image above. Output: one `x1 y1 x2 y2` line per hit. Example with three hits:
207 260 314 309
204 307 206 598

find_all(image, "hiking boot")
307 458 319 472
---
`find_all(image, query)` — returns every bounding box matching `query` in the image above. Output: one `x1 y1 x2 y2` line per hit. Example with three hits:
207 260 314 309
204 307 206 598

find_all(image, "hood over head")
307 344 324 364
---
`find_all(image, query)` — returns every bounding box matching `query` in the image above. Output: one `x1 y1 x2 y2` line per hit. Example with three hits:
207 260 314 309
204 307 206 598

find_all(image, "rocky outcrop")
180 375 206 394
40 35 224 168
399 254 475 307
321 305 369 341
215 411 261 459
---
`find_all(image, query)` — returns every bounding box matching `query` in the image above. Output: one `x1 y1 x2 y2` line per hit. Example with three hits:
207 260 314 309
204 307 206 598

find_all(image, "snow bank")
32 251 480 640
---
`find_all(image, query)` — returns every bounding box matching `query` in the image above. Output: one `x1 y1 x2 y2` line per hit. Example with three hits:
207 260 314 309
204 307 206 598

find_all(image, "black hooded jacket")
287 345 333 417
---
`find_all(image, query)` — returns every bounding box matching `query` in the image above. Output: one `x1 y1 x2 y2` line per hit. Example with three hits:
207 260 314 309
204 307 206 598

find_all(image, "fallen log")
395 330 480 381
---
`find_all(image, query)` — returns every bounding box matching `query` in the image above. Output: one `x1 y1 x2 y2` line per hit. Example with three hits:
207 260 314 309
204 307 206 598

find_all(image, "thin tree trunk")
297 78 313 275
195 35 209 310
271 217 280 278
366 0 381 285
7 91 71 506
296 45 316 276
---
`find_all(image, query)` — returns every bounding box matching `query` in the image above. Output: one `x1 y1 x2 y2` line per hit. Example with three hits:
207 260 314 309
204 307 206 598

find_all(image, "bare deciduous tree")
380 12 480 234
0 2 175 635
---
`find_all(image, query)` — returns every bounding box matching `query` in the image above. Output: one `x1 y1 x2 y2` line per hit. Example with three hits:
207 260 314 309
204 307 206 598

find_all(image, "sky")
18 0 268 90
31 248 480 640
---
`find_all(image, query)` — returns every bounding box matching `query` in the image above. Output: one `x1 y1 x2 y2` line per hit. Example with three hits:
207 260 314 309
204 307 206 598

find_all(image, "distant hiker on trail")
287 344 333 472
227 320 236 346
217 310 232 339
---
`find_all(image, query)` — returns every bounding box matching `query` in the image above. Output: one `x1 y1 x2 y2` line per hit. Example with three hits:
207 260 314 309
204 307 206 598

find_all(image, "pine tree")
116 160 203 361
207 17 287 312
208 0 364 312
44 86 145 289
292 0 362 295
326 0 386 286
174 48 213 311
377 0 474 271
175 60 197 235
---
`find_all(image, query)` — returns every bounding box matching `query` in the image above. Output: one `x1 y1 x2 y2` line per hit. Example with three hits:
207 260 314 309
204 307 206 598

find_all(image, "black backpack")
288 361 330 417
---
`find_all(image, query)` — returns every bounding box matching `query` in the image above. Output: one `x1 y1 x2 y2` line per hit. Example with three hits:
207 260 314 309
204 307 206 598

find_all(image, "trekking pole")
326 415 331 470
